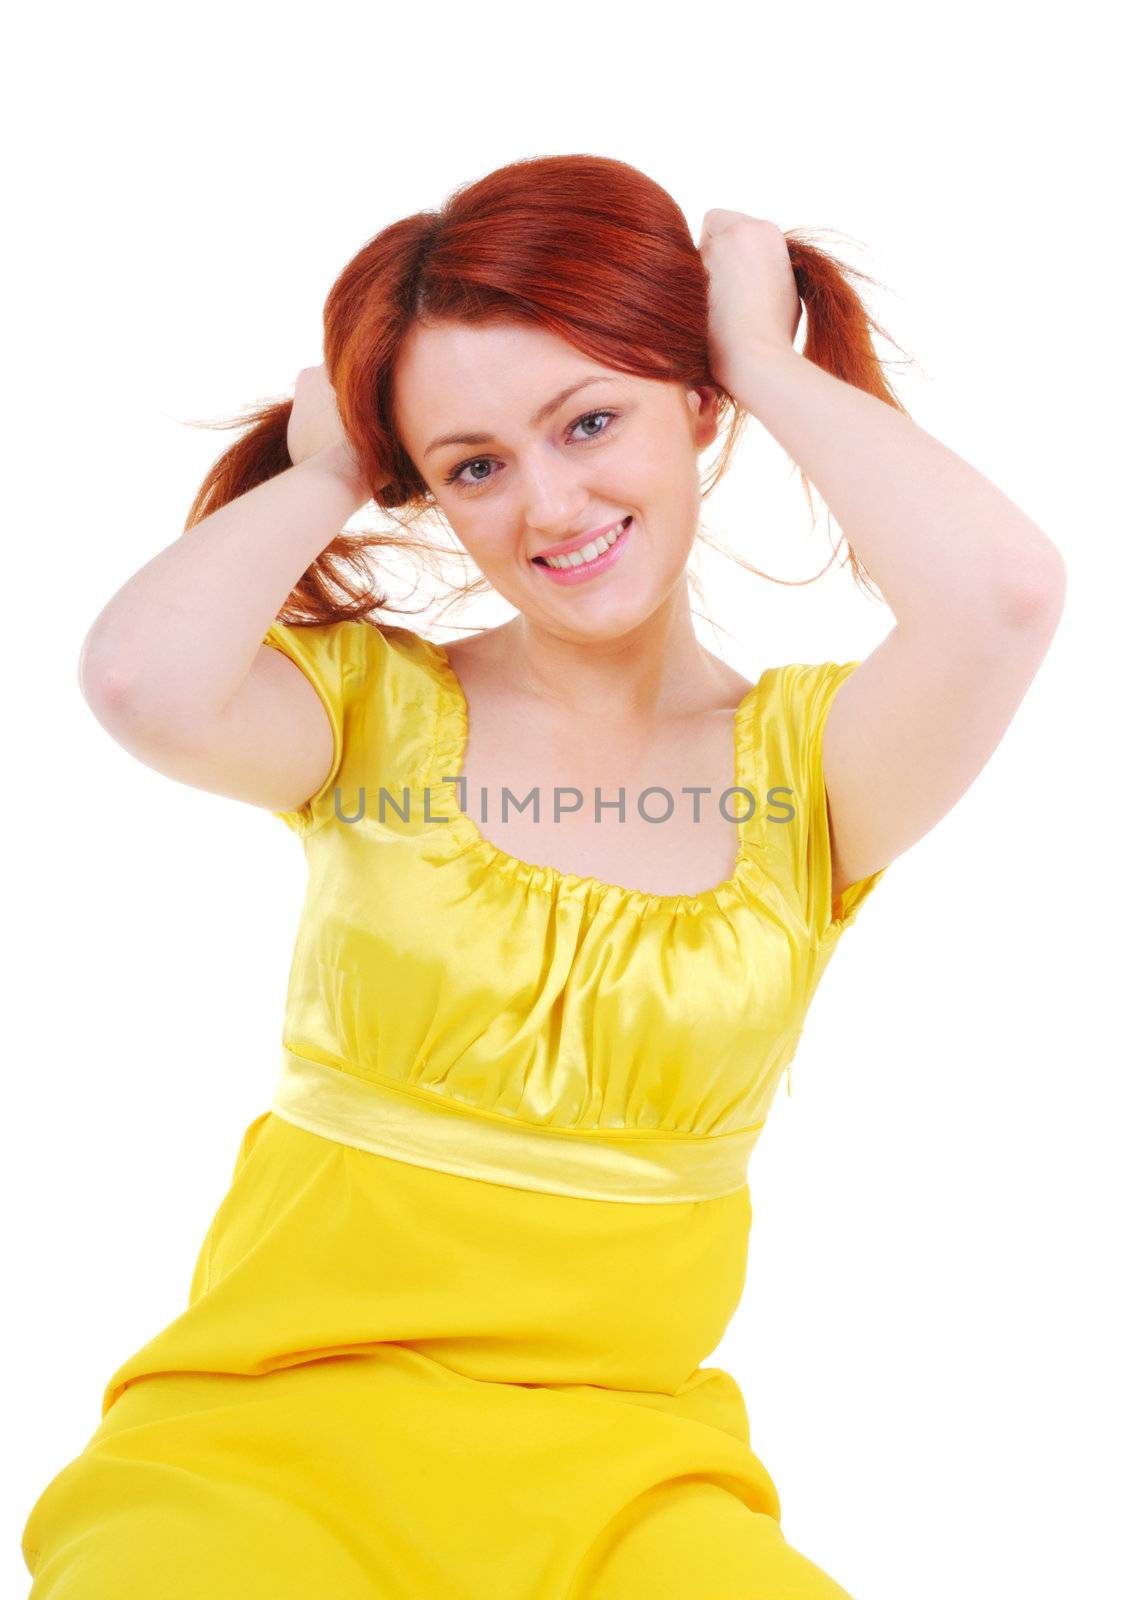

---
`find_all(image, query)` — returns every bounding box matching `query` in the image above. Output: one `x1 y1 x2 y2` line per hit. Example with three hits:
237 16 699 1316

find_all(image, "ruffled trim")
417 636 776 920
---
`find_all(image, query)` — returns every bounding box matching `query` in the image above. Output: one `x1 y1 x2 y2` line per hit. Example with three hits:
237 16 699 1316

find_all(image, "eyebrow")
423 376 627 459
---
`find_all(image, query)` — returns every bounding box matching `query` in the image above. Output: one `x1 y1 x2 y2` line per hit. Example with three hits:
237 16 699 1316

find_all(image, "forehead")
393 319 642 446
398 318 609 389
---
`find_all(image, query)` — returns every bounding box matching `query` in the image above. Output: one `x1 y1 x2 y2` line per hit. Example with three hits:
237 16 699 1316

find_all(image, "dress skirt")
21 1098 856 1598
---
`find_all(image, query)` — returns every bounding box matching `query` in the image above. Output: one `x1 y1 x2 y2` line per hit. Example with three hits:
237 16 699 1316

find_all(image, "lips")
531 515 634 585
531 517 631 563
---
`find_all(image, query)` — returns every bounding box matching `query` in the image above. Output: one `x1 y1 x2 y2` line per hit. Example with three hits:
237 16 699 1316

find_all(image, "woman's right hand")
288 364 373 490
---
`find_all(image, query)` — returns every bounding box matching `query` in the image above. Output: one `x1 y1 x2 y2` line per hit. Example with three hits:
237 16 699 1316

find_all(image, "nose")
518 447 590 539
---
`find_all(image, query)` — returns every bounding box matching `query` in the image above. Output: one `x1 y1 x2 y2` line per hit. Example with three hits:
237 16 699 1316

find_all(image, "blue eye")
441 408 620 491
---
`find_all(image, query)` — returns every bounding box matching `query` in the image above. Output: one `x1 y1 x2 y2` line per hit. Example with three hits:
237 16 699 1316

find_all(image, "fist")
287 364 354 468
698 210 802 393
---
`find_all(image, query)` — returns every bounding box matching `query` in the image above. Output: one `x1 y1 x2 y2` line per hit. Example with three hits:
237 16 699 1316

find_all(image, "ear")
686 384 721 451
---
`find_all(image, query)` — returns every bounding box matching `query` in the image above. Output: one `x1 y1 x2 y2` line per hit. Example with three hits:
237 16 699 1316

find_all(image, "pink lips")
532 516 634 585
531 516 631 562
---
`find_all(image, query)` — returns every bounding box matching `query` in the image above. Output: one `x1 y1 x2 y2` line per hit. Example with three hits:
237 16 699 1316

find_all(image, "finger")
699 208 738 243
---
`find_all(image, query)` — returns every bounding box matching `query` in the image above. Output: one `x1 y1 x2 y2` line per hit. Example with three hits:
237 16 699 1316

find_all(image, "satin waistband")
270 1047 760 1204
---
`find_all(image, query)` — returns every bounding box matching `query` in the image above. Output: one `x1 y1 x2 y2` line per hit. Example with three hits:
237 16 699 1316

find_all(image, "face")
392 318 720 639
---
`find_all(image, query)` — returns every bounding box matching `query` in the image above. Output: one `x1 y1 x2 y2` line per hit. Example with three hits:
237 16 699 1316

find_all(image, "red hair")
182 153 911 629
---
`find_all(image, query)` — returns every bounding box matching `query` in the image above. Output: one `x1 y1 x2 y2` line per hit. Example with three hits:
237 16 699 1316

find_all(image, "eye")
441 408 621 492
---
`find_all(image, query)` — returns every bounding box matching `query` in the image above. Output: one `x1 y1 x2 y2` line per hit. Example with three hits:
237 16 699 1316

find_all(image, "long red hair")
182 153 910 629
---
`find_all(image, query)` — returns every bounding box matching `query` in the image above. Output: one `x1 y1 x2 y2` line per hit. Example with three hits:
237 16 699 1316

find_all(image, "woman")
21 154 1065 1597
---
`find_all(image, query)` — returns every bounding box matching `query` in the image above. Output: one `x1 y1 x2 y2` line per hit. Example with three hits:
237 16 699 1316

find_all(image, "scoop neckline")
420 635 773 917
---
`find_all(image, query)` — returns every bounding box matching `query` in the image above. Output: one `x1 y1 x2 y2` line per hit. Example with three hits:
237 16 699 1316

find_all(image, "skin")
392 317 744 728
81 210 1065 905
386 316 768 893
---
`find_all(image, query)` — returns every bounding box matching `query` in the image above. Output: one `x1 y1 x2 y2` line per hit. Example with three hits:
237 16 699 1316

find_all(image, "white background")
6 3 1118 1596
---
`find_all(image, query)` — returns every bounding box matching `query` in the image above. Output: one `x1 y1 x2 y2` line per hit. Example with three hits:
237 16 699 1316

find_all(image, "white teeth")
542 520 627 570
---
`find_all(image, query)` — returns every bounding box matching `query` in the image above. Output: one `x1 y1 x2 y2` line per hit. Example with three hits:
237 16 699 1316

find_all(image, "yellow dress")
21 619 889 1598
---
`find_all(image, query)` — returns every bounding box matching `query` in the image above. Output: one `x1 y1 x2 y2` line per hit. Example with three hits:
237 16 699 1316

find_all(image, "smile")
532 517 633 582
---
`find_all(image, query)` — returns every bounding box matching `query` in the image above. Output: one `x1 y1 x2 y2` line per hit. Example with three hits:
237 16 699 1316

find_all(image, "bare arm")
725 340 1066 900
81 419 374 817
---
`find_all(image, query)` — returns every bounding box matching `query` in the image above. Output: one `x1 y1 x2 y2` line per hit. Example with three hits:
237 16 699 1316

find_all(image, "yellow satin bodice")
259 618 887 1200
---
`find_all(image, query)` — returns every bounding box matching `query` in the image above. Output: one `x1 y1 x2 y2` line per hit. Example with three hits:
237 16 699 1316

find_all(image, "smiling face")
392 318 720 638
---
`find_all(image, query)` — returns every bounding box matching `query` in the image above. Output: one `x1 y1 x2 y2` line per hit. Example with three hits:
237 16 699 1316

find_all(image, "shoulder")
698 646 756 709
748 661 860 844
263 614 435 679
751 659 887 940
758 659 858 730
261 616 451 836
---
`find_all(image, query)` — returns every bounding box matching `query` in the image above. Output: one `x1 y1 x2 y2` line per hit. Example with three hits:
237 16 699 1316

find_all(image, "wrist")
722 343 804 407
302 442 370 503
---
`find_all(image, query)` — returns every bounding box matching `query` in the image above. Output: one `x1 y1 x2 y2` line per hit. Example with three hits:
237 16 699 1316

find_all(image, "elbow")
78 653 199 755
78 628 139 719
77 630 221 750
77 632 174 743
999 546 1067 632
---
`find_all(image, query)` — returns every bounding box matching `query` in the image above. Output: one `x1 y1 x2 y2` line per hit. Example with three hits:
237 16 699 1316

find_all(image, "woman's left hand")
698 209 802 395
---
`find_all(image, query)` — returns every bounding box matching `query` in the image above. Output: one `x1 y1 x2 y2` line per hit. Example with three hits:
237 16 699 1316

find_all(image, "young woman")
21 154 1065 1598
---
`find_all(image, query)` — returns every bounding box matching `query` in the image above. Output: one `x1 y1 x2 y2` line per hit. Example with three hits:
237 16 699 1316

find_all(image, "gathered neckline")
417 635 775 918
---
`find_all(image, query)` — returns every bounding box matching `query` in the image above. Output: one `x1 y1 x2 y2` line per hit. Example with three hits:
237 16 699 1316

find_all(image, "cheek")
640 456 702 566
620 435 663 483
625 437 695 508
451 515 520 569
627 438 696 506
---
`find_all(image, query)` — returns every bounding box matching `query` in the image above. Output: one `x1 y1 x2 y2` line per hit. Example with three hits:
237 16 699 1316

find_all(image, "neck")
497 585 725 726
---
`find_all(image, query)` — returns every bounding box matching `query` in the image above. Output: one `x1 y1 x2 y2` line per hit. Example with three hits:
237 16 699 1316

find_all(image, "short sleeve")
763 659 890 943
261 619 385 837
